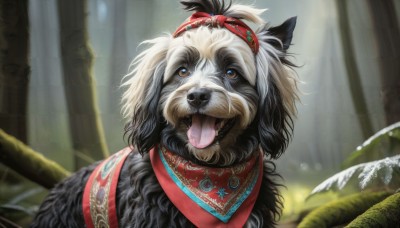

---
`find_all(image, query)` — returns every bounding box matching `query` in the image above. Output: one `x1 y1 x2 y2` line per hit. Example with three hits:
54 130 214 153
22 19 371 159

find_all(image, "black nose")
187 88 211 108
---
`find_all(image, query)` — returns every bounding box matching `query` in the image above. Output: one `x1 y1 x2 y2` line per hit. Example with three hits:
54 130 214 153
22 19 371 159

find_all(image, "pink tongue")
187 115 216 149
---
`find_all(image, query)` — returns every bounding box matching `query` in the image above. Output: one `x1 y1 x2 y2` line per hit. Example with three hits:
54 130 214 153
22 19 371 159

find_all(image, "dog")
31 0 298 227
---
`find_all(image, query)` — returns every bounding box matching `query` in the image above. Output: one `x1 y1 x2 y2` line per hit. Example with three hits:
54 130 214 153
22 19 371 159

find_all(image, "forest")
0 0 399 227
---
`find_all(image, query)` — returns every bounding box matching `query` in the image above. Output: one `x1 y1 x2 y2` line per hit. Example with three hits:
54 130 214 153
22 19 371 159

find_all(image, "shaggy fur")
31 0 298 227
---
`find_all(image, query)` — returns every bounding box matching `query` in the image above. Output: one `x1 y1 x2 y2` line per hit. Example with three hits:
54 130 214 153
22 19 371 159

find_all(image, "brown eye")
178 67 190 77
225 69 238 79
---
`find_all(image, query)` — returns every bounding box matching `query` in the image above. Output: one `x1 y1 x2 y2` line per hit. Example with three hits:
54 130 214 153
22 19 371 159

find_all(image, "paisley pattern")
83 148 132 228
173 12 259 54
83 146 262 228
157 147 261 223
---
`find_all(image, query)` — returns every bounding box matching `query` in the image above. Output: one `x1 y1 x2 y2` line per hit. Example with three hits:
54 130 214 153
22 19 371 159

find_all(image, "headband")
173 12 259 54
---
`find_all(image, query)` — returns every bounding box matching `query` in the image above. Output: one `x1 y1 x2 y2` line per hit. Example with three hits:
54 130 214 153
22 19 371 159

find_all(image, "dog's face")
122 0 298 167
161 28 258 164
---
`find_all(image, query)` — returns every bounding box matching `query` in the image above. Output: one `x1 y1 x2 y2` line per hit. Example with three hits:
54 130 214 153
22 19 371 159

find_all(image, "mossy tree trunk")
57 0 109 169
366 0 400 125
298 191 391 228
0 129 70 189
335 0 374 139
346 192 400 227
0 0 29 143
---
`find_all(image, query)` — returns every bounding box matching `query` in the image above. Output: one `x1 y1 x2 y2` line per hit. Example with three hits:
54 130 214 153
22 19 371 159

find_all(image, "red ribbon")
173 12 259 54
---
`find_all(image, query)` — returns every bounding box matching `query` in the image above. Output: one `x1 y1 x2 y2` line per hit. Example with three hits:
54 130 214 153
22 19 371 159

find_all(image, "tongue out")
187 115 217 149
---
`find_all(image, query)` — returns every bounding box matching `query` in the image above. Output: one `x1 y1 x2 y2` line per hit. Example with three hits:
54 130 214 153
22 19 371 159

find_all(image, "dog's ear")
255 17 298 159
256 77 294 159
121 37 170 154
264 16 297 52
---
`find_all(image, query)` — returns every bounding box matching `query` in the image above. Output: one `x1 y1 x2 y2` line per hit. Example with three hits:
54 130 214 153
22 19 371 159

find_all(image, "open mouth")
183 114 235 149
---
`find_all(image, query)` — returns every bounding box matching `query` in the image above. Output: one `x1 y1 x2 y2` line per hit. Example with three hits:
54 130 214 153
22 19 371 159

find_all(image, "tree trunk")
346 192 400 227
0 0 29 143
108 0 128 112
298 191 391 228
366 0 400 125
57 0 109 169
336 0 374 139
0 129 70 189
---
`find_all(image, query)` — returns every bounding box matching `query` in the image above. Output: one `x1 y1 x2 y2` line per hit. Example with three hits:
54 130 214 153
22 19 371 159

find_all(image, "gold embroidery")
88 152 126 227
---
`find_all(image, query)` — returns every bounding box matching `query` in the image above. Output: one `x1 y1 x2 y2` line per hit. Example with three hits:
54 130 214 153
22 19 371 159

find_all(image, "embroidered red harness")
82 147 132 228
82 146 263 228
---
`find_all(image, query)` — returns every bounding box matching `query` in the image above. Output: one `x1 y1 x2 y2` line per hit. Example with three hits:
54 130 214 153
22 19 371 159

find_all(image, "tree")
108 0 128 112
0 0 29 143
336 0 374 139
57 0 109 169
366 0 400 125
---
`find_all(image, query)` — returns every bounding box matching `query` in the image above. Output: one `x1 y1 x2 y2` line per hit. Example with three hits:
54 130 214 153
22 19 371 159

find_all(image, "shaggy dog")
31 0 298 227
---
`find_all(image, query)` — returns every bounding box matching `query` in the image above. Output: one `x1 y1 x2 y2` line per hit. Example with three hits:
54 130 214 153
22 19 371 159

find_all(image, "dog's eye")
177 67 190 77
225 69 238 79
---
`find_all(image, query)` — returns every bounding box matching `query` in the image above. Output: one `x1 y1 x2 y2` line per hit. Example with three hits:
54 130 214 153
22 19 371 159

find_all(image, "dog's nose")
187 88 211 108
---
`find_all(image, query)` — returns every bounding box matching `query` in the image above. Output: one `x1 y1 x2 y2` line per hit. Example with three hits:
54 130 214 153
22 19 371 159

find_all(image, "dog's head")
122 0 298 167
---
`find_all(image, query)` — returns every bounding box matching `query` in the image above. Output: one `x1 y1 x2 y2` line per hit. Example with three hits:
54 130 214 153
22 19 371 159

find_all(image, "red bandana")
150 146 263 228
173 12 259 54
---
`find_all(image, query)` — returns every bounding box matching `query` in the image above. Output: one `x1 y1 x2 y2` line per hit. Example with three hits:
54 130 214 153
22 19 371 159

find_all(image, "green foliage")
343 122 400 168
346 192 400 228
306 122 400 199
0 174 48 227
0 129 69 225
298 191 390 228
301 123 400 227
308 154 400 197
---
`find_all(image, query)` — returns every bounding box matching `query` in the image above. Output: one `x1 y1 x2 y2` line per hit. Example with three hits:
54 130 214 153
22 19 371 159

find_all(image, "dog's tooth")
219 120 226 130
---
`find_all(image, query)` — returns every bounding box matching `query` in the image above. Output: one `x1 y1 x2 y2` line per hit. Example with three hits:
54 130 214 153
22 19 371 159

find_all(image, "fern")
343 122 400 168
309 154 400 196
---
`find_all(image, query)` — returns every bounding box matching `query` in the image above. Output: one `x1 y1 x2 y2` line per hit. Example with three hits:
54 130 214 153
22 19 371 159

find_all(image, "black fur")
256 18 297 159
257 79 293 159
125 62 166 155
180 0 232 16
267 17 297 52
30 163 98 227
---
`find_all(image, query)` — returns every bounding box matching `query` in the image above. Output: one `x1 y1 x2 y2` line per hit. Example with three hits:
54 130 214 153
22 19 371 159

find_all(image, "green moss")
346 192 400 227
298 191 390 228
0 129 70 188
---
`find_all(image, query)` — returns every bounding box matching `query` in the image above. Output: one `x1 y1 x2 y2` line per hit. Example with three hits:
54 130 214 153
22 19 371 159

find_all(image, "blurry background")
1 0 399 226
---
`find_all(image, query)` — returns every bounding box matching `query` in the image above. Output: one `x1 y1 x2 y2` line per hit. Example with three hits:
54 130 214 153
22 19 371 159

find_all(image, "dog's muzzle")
184 88 236 149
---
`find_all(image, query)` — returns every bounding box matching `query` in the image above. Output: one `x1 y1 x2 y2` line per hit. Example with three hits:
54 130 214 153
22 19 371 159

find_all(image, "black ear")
125 64 165 155
267 16 297 51
257 78 293 159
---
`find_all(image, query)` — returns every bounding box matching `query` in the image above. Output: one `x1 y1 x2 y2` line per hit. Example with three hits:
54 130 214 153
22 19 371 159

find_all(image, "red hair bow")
173 12 259 54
